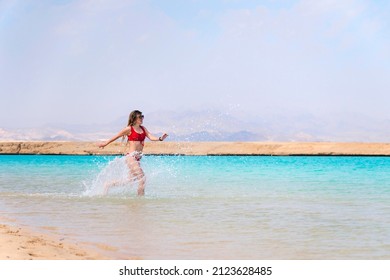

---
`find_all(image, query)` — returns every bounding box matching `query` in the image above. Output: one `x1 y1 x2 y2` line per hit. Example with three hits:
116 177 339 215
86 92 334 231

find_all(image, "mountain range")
1 110 389 142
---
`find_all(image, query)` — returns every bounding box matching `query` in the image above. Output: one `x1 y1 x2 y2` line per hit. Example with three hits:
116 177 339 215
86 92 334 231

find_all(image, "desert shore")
0 218 107 260
0 141 390 156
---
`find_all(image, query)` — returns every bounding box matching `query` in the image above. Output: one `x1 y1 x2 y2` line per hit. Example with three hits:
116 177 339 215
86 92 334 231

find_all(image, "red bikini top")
127 126 146 142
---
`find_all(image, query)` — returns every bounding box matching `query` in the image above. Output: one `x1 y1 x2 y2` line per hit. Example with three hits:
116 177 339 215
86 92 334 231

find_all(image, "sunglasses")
138 115 144 119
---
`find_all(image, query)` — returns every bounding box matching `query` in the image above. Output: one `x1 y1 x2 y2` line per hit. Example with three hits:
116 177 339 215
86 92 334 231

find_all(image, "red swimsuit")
127 126 146 143
126 126 146 160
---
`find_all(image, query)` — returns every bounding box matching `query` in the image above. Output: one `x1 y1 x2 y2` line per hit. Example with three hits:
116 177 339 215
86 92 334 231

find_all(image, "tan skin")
98 115 168 196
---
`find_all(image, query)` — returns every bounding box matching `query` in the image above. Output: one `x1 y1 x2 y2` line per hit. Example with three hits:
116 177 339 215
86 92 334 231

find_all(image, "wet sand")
1 141 390 156
0 218 106 260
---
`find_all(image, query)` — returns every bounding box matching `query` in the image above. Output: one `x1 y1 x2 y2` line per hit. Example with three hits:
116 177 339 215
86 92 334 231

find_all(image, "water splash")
83 156 140 197
81 155 189 198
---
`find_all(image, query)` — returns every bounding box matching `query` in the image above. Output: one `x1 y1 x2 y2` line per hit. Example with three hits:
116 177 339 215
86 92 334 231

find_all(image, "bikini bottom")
126 151 143 161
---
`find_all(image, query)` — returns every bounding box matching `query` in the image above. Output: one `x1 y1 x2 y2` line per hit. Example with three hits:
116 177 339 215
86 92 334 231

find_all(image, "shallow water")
0 155 389 259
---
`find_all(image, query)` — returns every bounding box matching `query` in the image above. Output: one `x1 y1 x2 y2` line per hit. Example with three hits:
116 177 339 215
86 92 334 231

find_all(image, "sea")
0 154 389 259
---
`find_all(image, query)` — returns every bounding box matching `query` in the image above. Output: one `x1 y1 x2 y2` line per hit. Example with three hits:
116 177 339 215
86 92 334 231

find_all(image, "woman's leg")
126 156 146 196
103 180 121 195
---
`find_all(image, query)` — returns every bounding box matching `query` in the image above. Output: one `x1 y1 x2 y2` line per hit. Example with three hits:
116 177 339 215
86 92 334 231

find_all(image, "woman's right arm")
98 127 130 148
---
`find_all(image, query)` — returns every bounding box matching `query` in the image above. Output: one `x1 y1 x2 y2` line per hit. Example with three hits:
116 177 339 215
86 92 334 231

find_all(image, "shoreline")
0 217 109 260
2 142 390 260
1 141 390 156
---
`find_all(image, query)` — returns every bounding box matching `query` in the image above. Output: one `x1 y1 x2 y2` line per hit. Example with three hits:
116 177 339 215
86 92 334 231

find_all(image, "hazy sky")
1 0 390 128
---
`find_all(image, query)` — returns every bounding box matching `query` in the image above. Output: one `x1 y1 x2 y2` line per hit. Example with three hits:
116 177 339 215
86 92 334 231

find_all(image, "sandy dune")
1 141 390 156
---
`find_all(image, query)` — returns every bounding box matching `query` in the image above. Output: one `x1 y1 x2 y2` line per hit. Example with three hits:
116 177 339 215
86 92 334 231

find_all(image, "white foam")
83 156 140 196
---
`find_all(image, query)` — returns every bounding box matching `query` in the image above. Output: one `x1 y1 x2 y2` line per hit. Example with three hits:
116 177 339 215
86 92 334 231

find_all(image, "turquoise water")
0 155 389 259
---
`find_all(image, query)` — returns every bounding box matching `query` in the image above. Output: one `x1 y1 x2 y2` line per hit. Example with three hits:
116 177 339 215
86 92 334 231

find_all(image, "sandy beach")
1 141 390 156
0 218 106 260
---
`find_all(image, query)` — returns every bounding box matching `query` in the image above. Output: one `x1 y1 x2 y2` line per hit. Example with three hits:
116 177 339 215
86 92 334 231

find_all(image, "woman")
98 110 168 195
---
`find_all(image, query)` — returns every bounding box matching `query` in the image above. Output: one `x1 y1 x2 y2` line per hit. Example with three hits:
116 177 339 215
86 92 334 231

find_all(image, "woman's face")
136 114 144 125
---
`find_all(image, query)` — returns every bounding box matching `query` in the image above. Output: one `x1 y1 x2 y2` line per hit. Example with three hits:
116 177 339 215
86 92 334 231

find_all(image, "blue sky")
1 0 389 129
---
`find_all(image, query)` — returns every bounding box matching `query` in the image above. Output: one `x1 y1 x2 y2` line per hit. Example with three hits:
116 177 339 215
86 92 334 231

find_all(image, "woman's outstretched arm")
143 127 168 141
98 127 130 148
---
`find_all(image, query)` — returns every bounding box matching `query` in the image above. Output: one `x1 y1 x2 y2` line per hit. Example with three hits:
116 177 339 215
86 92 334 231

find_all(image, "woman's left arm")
143 127 168 141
